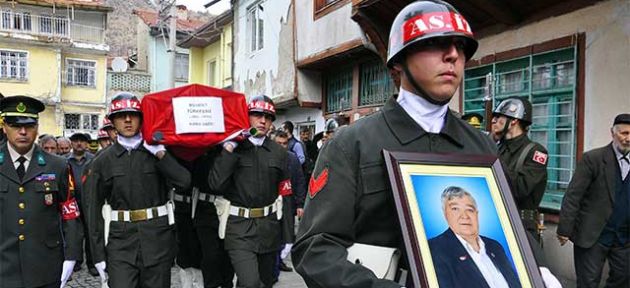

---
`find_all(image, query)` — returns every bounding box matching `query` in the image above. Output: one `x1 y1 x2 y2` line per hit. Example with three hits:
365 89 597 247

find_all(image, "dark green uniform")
85 142 190 288
292 98 497 288
174 148 234 288
0 144 82 288
498 134 548 231
208 138 290 288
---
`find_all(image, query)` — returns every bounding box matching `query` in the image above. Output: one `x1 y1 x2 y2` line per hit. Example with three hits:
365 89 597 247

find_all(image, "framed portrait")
383 151 544 288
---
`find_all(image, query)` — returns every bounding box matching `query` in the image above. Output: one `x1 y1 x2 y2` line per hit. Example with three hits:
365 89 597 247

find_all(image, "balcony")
0 11 104 44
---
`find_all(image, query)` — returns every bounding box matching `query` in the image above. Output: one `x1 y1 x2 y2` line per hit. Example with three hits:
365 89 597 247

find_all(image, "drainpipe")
292 0 298 106
55 48 62 103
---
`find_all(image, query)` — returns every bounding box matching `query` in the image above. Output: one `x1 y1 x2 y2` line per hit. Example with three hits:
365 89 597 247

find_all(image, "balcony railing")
0 11 104 44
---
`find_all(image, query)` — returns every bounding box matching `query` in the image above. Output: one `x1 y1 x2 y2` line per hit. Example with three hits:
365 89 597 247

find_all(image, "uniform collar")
7 142 34 163
500 134 528 153
243 136 271 151
383 97 464 147
396 87 448 133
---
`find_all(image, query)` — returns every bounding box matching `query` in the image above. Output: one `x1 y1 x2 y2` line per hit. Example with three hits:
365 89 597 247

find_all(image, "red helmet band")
110 98 141 112
248 100 275 114
403 12 473 44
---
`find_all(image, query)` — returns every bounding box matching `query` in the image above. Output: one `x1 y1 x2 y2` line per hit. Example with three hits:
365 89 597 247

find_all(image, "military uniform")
292 98 497 288
208 138 290 288
85 142 190 287
498 134 548 232
175 148 234 288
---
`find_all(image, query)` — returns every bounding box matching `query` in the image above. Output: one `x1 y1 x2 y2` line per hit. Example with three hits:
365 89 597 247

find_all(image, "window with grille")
207 60 216 86
175 53 189 81
0 50 28 81
359 60 396 106
247 1 264 53
64 114 99 131
463 47 577 210
66 59 96 87
325 67 352 113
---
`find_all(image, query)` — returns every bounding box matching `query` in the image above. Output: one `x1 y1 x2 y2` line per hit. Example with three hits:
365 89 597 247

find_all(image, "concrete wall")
472 0 630 151
233 0 294 102
62 53 107 104
0 44 60 101
149 35 190 92
295 0 365 104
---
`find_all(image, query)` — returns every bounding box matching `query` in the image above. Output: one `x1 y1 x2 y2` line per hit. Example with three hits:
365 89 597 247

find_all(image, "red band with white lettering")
278 179 292 196
60 198 80 220
248 101 276 114
402 12 473 44
110 98 141 112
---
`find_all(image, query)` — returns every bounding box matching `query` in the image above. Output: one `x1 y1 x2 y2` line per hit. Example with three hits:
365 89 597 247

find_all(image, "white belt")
229 201 279 218
111 204 169 222
174 194 192 203
198 192 217 203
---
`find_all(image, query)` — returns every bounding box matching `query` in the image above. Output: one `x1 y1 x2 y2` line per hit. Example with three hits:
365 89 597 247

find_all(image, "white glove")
95 261 108 284
59 260 76 287
540 267 562 288
143 141 166 156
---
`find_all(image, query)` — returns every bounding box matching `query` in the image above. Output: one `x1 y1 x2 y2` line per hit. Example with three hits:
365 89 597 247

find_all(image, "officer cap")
0 95 45 125
613 113 630 126
462 112 483 128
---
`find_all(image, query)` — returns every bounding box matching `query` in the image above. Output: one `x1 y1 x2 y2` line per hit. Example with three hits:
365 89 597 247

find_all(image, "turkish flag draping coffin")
141 84 249 161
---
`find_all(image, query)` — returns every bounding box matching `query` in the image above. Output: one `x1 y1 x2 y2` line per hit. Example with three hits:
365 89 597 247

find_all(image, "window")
207 60 216 86
463 47 578 210
247 2 264 52
64 114 99 131
314 0 347 19
66 59 96 87
40 14 52 34
1 10 11 29
0 50 28 81
359 60 396 106
325 66 353 112
175 53 189 81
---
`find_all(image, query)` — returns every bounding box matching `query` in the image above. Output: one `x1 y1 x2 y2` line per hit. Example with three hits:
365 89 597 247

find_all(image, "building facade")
0 0 111 138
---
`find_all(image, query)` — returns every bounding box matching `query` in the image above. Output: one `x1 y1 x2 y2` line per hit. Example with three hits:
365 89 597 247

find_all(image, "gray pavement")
65 257 306 288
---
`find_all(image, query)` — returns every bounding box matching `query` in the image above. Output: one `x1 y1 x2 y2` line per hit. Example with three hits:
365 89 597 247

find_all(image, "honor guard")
85 92 191 288
491 97 548 241
0 95 82 288
292 2 498 287
174 147 234 288
208 95 292 288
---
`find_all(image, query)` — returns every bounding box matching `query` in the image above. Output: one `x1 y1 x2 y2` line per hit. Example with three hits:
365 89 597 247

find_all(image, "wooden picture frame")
383 151 544 288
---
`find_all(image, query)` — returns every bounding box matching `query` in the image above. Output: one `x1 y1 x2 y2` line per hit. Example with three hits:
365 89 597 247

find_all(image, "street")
66 257 307 288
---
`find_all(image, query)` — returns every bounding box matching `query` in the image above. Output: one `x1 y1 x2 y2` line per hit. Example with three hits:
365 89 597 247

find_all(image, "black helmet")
108 92 142 120
387 0 478 67
248 95 276 121
493 97 533 125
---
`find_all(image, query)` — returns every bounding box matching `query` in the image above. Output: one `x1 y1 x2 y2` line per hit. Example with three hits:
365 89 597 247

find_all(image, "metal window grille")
65 114 99 131
325 67 352 113
66 59 96 87
359 60 396 106
175 53 189 81
463 47 577 211
0 50 28 81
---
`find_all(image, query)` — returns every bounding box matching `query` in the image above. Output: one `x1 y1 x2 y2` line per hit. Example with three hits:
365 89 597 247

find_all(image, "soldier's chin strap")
401 62 451 106
497 117 512 143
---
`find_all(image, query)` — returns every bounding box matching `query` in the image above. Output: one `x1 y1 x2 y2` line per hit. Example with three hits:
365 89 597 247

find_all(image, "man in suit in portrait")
557 113 630 288
429 186 521 288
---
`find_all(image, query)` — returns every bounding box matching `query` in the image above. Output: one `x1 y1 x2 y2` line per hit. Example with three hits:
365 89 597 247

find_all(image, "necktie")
16 156 26 181
621 155 630 180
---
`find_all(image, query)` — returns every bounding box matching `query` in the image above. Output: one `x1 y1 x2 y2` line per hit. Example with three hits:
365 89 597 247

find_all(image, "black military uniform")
0 96 82 288
292 98 497 288
174 147 234 288
208 137 290 288
493 97 548 235
85 92 191 288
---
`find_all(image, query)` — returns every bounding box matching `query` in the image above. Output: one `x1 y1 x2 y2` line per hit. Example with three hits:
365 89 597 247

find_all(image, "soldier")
491 97 548 241
173 147 234 288
96 128 112 150
208 95 291 288
291 1 497 287
0 95 82 288
462 112 484 130
85 92 191 288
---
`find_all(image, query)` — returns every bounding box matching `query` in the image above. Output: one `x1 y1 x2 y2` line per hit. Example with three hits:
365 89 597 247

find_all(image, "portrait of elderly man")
428 186 521 288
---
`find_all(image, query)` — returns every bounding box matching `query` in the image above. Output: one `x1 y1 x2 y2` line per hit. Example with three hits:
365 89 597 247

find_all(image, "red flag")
141 84 250 161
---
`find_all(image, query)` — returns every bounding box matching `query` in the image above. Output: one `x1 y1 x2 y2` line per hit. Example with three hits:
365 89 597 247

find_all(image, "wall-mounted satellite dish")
112 57 128 72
